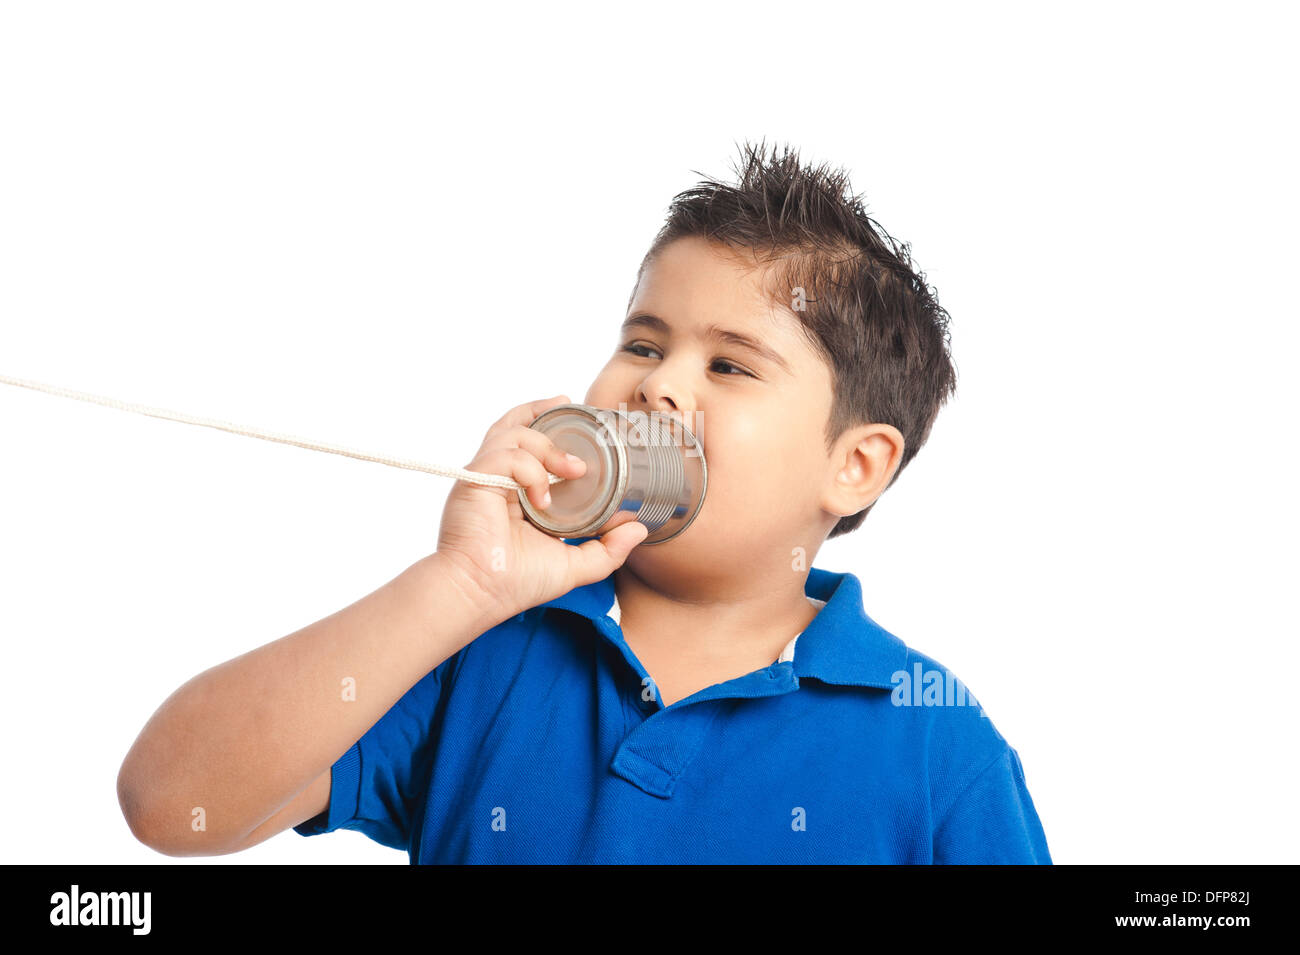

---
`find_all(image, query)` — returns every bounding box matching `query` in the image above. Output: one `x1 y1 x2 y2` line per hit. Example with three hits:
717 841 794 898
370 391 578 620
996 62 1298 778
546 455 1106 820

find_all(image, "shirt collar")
534 538 908 690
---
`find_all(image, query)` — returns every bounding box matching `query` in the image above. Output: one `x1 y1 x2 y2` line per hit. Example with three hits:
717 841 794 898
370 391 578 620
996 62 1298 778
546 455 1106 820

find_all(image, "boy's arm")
208 763 333 855
116 552 506 856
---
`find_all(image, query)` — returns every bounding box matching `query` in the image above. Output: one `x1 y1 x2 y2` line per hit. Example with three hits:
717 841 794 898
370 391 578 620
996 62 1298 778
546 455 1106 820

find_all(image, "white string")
0 372 565 491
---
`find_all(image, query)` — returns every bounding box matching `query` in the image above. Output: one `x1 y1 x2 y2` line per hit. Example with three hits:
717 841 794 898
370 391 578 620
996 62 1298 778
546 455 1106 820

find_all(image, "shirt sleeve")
932 745 1052 864
292 649 463 851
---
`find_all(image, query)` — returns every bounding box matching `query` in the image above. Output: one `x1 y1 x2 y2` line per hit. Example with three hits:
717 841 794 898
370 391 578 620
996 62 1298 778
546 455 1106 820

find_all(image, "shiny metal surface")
517 403 706 544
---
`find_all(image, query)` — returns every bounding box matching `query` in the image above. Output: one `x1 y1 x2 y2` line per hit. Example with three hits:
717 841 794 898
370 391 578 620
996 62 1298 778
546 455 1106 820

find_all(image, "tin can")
518 403 707 545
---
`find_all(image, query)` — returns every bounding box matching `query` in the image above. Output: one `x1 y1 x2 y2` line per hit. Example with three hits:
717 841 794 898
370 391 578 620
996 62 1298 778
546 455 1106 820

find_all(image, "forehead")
631 236 804 344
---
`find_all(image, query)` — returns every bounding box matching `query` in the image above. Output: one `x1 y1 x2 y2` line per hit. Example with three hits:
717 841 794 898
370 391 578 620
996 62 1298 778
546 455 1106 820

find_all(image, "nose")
636 372 685 418
633 378 700 448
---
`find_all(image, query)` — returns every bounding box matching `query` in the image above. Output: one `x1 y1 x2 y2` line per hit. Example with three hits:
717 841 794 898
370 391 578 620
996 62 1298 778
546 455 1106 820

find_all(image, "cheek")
708 411 820 508
583 364 633 408
709 404 798 469
695 410 770 504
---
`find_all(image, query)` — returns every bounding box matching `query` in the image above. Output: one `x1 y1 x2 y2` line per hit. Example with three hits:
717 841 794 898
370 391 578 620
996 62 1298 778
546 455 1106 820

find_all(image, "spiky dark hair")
633 139 958 538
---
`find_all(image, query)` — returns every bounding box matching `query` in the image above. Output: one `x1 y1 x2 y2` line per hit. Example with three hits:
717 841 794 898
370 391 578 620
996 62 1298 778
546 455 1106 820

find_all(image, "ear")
820 423 906 519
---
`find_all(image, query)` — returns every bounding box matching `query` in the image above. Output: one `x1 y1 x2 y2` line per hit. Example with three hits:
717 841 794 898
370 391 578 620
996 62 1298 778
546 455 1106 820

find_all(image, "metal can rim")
517 403 629 538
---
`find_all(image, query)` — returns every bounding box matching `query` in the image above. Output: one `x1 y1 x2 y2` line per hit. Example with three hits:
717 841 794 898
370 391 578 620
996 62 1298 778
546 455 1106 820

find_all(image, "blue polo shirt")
294 545 1052 863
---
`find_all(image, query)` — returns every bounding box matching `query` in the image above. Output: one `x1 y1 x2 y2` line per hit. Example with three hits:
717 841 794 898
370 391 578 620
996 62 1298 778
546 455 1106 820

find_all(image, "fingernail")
565 453 584 467
542 490 552 507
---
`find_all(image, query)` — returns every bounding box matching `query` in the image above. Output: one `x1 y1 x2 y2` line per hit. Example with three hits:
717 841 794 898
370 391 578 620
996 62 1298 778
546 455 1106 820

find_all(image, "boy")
117 141 1051 863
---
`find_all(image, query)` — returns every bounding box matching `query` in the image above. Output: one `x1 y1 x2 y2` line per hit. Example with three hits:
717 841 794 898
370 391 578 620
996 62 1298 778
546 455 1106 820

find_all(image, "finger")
485 394 573 441
481 424 588 481
471 446 553 509
564 521 650 587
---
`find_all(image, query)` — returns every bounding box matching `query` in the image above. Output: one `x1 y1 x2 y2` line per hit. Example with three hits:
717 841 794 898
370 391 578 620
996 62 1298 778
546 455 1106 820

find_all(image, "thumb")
566 521 650 586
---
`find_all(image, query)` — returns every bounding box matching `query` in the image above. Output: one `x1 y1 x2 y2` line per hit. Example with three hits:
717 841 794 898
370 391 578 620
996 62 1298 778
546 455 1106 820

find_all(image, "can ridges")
517 403 706 545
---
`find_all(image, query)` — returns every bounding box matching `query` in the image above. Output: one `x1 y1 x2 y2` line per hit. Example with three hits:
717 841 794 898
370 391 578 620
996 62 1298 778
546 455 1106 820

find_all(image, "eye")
709 359 751 377
622 342 660 359
621 343 754 378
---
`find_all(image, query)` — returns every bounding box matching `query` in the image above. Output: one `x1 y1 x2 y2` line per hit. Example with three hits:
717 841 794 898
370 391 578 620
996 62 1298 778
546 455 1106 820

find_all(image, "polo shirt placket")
584 592 827 798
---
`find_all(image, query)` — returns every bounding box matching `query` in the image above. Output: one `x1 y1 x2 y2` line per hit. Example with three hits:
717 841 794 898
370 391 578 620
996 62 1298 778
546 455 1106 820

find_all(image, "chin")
629 529 710 569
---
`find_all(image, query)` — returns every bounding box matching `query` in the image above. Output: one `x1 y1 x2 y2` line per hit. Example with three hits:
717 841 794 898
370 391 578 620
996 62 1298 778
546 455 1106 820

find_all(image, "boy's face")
583 235 841 581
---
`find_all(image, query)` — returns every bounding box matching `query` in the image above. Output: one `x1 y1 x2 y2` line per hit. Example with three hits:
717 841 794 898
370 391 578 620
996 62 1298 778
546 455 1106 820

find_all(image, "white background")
1 1 1296 865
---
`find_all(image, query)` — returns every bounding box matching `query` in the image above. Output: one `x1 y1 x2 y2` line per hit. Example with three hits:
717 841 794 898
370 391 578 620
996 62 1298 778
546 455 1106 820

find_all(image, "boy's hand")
435 394 649 620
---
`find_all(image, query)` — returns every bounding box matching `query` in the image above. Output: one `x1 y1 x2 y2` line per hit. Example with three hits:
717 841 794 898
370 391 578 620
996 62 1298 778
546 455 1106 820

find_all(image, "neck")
612 556 822 668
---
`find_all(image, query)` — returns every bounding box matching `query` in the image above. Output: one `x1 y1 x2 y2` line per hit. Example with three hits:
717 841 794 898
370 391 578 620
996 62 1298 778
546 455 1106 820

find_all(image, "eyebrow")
619 313 792 375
